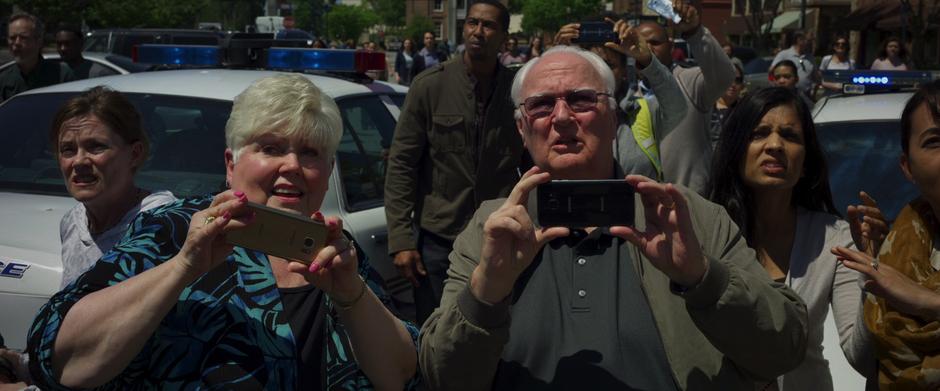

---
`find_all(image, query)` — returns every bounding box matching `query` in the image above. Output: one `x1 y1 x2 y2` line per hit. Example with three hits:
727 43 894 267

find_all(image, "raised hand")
833 246 940 320
610 175 707 287
672 0 701 35
470 167 570 304
847 191 889 257
286 213 363 302
177 190 252 278
553 23 580 46
605 19 652 68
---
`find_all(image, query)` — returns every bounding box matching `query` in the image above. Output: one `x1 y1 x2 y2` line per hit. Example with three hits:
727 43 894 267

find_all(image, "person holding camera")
554 14 687 181
418 43 808 390
27 74 419 389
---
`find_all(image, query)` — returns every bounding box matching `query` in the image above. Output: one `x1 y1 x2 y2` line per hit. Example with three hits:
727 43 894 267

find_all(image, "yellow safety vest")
631 98 663 180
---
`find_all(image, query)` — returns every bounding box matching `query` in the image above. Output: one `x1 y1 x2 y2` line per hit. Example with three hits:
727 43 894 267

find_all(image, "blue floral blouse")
27 196 420 390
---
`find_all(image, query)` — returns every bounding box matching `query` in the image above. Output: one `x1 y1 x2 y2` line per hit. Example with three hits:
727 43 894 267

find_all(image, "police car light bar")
134 44 221 66
823 70 933 88
267 48 386 73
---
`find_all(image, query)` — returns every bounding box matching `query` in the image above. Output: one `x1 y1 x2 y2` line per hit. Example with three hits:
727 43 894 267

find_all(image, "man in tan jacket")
418 35 808 390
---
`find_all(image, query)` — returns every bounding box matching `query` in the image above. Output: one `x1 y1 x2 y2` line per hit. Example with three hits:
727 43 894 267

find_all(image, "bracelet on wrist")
332 275 367 310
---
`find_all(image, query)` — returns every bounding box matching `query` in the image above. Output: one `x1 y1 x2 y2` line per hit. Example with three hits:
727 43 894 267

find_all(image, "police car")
0 45 410 349
812 70 927 390
0 52 150 76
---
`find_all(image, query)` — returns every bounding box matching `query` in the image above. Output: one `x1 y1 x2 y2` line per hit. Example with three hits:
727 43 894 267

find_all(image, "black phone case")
572 21 619 44
530 180 635 228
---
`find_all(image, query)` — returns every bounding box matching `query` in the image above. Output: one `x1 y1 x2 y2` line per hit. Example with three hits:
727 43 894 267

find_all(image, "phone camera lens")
303 237 315 248
546 195 560 211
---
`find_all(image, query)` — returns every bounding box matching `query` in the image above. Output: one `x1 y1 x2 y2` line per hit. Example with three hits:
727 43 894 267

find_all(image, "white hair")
225 74 343 162
510 45 617 119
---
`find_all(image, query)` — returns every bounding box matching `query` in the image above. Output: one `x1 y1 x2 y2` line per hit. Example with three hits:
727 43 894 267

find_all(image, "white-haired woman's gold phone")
225 202 328 264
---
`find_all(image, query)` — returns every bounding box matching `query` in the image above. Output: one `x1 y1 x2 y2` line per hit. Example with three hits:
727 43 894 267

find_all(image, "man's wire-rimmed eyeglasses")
519 89 611 120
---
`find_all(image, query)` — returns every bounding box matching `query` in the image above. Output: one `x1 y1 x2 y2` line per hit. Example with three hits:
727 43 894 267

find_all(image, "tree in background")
0 0 90 31
86 0 208 28
293 0 327 37
900 0 940 69
369 0 404 27
324 4 378 43
520 0 604 34
402 15 434 43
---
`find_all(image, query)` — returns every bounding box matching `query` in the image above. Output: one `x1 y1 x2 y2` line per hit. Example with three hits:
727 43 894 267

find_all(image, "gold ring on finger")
204 216 216 226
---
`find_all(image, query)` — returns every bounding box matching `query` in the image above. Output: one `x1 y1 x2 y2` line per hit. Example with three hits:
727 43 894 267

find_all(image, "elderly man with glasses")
418 34 809 390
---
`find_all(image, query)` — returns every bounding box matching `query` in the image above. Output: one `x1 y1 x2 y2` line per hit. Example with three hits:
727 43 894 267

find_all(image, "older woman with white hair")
27 74 419 389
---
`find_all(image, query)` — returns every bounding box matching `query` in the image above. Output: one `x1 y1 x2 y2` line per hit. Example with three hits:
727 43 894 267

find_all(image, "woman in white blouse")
708 87 888 390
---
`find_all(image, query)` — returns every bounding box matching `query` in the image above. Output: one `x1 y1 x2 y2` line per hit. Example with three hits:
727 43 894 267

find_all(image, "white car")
811 71 925 390
0 52 150 77
0 66 410 349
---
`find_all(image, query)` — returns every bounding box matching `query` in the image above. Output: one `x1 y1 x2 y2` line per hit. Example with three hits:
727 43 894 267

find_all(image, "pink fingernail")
222 211 231 221
309 263 320 273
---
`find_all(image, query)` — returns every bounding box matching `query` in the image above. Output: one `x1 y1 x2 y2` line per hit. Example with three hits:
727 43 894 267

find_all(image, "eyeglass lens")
524 90 601 119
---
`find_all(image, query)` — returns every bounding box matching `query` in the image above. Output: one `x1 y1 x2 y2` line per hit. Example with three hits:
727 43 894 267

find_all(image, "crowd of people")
1 0 939 390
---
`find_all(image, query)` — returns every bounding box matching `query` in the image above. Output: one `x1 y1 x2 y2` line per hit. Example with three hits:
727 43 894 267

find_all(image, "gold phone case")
225 202 328 264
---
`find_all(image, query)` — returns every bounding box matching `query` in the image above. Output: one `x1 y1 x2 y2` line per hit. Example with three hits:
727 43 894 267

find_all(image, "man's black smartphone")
572 21 619 44
530 180 635 228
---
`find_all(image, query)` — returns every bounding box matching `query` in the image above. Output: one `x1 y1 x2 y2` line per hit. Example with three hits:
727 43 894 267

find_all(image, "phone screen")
572 21 619 44
531 180 635 228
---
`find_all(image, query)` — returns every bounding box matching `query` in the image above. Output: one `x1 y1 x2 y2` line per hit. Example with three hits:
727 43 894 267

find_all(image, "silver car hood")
0 192 73 297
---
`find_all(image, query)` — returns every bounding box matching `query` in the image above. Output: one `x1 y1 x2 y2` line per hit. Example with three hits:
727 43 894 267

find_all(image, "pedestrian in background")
772 60 814 109
819 35 856 97
527 36 544 59
709 86 885 390
499 36 526 66
417 31 447 72
870 36 911 71
56 25 116 80
1 12 74 102
709 63 744 148
385 0 521 325
723 42 745 72
394 38 420 86
772 30 818 100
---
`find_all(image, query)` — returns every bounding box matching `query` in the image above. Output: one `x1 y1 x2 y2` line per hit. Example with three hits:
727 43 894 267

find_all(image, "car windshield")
816 120 919 221
0 91 398 211
0 92 231 198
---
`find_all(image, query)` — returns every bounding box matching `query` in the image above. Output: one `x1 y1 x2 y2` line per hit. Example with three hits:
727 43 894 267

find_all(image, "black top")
280 283 327 390
0 56 74 102
494 228 678 390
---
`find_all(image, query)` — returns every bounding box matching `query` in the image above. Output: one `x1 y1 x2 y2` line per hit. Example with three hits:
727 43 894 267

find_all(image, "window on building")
434 0 443 11
435 22 444 40
457 0 466 10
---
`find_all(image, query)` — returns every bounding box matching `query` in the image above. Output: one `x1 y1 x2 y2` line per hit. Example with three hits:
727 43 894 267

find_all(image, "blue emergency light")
134 44 221 66
824 70 934 89
267 48 356 71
